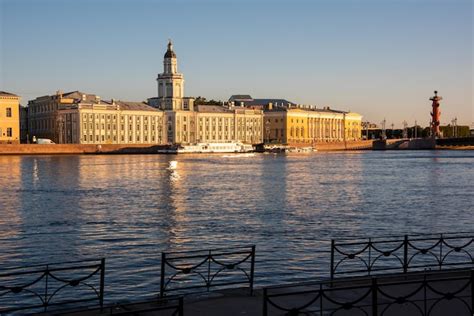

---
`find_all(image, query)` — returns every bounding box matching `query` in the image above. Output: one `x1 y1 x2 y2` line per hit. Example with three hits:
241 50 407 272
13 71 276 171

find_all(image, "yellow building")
264 105 362 144
0 91 20 144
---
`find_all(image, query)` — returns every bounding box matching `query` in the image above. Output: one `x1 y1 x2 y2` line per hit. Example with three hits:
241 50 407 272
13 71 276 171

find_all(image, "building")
229 95 296 108
28 91 165 144
28 91 98 143
149 41 264 144
263 105 362 144
19 105 28 143
57 100 164 144
0 91 21 144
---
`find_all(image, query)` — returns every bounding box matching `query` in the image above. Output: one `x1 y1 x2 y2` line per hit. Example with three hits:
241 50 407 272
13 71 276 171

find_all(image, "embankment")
0 144 165 155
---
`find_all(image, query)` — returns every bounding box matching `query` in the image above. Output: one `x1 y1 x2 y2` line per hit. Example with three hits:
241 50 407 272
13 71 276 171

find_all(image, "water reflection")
0 151 472 302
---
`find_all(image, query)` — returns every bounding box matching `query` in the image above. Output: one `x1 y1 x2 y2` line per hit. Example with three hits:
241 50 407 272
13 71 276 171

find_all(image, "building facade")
28 91 100 143
150 41 264 145
0 91 20 144
264 106 362 144
57 100 165 144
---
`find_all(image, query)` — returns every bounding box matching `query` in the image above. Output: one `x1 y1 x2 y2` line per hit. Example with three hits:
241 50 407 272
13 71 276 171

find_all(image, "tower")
429 91 442 138
157 40 185 110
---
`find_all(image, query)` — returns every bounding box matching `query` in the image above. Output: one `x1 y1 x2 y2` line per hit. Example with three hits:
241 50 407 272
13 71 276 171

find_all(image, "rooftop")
0 91 19 97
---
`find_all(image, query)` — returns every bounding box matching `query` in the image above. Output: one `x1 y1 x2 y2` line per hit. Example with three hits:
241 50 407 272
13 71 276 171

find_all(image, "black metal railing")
0 258 105 314
263 269 474 315
160 245 255 297
109 297 183 315
330 232 474 280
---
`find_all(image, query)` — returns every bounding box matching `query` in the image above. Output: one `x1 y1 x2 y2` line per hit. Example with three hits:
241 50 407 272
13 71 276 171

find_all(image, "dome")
164 40 176 58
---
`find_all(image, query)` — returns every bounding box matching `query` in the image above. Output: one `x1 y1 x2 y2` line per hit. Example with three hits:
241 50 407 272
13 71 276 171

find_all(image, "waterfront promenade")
53 269 473 315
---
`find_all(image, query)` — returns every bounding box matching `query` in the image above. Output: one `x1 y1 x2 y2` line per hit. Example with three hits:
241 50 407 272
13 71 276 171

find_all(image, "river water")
0 151 473 306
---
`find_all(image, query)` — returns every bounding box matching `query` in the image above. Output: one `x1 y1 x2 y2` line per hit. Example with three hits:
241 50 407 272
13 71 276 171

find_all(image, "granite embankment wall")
313 140 373 151
0 141 374 155
0 144 165 155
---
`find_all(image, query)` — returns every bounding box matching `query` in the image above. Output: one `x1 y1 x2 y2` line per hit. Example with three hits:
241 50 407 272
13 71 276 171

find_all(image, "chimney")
240 102 244 107
267 102 273 110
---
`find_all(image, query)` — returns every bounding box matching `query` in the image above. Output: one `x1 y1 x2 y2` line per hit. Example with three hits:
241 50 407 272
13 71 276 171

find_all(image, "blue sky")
1 0 472 126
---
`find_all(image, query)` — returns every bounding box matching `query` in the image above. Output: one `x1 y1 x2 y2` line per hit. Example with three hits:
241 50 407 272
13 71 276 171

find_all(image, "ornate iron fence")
263 269 474 315
0 258 105 314
330 233 474 280
109 297 183 315
160 245 255 297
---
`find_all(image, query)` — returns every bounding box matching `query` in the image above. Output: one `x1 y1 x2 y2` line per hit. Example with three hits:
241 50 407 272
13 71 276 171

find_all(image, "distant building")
28 91 165 144
56 100 164 144
229 95 295 108
28 91 100 143
20 105 28 143
264 106 362 144
0 91 20 144
150 41 264 144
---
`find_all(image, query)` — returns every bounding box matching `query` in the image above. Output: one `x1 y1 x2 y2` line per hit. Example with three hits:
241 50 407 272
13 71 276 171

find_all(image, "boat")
157 142 255 154
264 145 317 153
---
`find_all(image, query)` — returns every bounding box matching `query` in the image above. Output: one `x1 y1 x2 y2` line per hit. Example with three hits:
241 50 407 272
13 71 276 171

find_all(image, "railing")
330 233 474 280
160 245 255 297
263 269 474 315
0 258 105 314
109 297 183 315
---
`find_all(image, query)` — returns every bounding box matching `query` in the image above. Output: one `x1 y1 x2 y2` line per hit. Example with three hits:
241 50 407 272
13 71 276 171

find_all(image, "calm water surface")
0 151 473 303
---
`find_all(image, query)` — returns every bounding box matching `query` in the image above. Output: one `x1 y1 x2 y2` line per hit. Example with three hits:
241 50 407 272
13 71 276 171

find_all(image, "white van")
36 138 55 144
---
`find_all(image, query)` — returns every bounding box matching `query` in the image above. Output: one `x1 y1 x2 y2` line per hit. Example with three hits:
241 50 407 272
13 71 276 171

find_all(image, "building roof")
195 105 232 113
228 94 295 106
229 95 253 102
113 101 161 112
0 91 19 97
247 98 295 106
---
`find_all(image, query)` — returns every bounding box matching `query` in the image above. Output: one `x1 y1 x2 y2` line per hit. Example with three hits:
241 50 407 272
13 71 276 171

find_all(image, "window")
6 108 12 117
90 135 93 141
83 135 87 141
6 128 12 137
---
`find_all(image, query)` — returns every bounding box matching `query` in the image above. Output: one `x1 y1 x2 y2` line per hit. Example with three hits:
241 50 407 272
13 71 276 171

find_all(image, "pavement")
45 269 472 316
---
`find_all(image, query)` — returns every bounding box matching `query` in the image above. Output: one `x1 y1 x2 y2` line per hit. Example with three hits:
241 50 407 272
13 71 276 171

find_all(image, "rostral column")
429 90 442 137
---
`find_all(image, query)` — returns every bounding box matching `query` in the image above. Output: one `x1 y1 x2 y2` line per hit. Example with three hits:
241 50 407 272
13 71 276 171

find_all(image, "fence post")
160 252 166 298
207 250 211 292
99 258 105 311
263 288 267 316
403 235 408 274
330 239 335 281
439 233 443 270
471 269 473 315
250 245 256 296
371 277 378 316
178 296 184 316
44 265 49 312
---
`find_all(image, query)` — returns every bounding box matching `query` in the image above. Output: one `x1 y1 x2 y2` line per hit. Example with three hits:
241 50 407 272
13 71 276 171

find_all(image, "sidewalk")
57 269 472 316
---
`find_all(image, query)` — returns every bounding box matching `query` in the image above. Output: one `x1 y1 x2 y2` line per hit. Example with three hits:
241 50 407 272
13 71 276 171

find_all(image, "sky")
0 0 472 127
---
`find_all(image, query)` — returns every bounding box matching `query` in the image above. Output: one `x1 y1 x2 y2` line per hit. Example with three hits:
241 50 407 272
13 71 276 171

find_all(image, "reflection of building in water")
0 156 23 241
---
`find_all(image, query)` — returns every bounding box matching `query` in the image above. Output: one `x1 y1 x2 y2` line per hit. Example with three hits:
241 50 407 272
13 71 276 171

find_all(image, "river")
0 150 472 305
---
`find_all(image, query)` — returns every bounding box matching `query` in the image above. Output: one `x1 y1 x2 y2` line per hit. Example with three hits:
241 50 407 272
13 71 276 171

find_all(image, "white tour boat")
157 142 254 154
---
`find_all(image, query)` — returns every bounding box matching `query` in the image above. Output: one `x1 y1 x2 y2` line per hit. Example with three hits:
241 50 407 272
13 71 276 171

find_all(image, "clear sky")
1 0 472 127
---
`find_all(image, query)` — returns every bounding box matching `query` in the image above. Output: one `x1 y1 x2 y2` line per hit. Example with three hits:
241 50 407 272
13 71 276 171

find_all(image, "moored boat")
157 141 254 154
